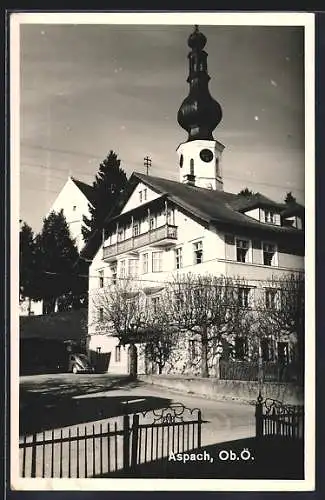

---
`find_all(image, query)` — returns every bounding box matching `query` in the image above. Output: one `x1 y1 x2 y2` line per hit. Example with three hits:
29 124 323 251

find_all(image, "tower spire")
177 25 222 142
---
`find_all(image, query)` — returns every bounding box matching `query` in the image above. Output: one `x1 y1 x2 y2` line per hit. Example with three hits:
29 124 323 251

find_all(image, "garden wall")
139 374 304 405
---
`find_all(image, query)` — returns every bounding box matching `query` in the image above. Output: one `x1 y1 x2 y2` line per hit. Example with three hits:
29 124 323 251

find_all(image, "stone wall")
139 374 304 405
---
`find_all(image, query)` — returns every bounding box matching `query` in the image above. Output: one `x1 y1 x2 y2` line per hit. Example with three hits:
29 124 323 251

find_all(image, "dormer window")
265 210 276 224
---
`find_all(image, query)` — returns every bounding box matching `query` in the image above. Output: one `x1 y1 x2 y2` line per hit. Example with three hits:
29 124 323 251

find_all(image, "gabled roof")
70 177 96 206
130 173 302 234
80 171 304 261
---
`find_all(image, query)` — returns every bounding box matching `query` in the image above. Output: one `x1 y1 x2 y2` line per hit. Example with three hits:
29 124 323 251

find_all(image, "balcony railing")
103 224 178 260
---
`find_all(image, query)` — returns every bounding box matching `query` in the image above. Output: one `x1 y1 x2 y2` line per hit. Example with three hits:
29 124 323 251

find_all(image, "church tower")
177 26 224 190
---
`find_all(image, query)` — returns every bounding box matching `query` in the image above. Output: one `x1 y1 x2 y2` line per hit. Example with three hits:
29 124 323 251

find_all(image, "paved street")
19 372 255 445
19 373 304 479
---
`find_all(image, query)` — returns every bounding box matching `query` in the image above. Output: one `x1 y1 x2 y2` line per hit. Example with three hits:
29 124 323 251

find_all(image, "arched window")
190 159 194 175
180 154 183 168
216 157 220 177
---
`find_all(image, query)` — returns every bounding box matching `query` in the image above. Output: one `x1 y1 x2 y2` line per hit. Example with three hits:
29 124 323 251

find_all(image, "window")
152 252 162 272
98 307 104 322
238 287 250 308
142 253 149 274
128 259 138 276
151 296 160 313
99 270 104 288
133 223 140 237
175 247 183 269
189 339 198 362
277 342 289 365
139 191 143 203
167 209 173 225
115 346 121 363
265 288 277 309
236 239 249 263
143 188 147 201
193 241 203 264
265 210 276 224
111 264 117 285
263 243 276 266
120 260 126 278
180 154 183 168
118 229 125 242
73 205 77 211
149 217 156 230
190 159 194 175
235 337 248 360
261 338 274 362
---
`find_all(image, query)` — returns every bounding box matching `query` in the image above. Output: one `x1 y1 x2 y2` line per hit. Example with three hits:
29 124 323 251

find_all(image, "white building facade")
83 26 304 376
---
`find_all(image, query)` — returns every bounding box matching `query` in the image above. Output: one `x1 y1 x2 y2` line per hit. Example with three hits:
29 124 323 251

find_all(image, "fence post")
197 410 202 448
123 414 130 471
131 414 139 471
31 433 37 478
255 392 263 438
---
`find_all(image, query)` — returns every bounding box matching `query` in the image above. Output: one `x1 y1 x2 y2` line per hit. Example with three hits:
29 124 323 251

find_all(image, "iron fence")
19 403 202 478
255 396 304 440
220 360 299 382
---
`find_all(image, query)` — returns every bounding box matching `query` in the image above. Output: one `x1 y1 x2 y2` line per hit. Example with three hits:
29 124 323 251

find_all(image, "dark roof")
131 173 303 235
80 171 304 260
228 192 284 212
280 202 305 218
70 177 96 206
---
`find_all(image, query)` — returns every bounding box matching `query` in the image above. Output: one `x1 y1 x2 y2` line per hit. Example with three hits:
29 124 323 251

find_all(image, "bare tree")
140 294 179 375
256 272 305 383
91 278 148 377
166 273 247 378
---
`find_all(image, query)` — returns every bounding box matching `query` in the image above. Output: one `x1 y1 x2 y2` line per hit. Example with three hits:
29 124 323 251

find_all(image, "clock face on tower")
199 149 213 162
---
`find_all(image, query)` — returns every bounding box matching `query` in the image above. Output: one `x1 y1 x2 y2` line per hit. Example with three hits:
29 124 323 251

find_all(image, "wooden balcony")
103 224 178 260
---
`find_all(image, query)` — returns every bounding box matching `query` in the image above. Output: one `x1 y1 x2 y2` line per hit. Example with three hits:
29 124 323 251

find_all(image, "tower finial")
178 26 222 141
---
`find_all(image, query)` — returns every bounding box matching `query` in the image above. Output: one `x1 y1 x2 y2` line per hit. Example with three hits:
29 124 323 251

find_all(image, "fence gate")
19 403 202 478
255 395 304 439
128 403 202 471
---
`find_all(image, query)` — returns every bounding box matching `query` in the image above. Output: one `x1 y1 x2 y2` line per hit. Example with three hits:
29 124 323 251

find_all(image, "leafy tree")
284 191 296 204
34 210 80 314
19 221 38 311
82 151 128 243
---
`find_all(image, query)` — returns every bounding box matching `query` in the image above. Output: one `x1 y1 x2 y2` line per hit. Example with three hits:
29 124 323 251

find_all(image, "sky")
18 20 305 233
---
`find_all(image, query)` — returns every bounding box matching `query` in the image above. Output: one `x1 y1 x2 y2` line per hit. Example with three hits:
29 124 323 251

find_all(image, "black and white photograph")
10 11 315 491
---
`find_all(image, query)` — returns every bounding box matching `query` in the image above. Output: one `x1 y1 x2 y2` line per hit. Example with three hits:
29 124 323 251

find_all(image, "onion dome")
177 26 222 142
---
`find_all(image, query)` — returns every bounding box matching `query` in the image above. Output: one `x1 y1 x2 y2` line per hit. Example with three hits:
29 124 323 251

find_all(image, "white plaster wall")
50 178 92 252
121 183 162 213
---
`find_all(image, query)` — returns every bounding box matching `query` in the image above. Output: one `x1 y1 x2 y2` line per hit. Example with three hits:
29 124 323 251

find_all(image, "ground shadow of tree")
96 436 304 480
19 375 172 435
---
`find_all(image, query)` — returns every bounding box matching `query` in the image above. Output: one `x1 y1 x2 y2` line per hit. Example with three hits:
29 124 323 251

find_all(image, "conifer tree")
19 221 38 312
34 210 80 314
82 151 128 243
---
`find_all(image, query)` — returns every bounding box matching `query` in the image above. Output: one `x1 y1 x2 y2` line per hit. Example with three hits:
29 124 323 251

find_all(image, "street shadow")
20 374 139 401
96 436 304 480
20 389 172 435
